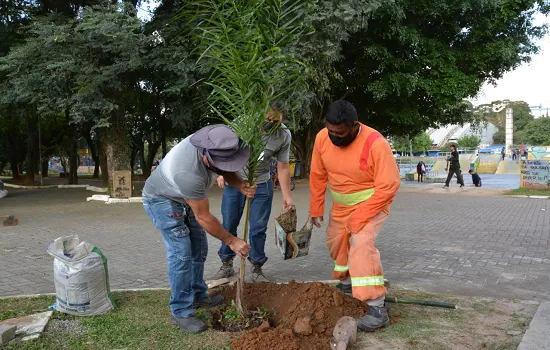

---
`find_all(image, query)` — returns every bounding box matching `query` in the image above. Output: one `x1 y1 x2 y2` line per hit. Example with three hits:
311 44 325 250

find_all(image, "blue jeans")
143 196 208 318
218 181 273 265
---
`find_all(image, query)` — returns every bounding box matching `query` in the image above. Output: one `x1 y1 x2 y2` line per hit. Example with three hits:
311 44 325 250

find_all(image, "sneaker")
335 283 352 295
442 185 449 188
245 263 269 283
356 305 390 332
172 315 207 334
194 294 225 309
211 259 235 280
460 184 464 188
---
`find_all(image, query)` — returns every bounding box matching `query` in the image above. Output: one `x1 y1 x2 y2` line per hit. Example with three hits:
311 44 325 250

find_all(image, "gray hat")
190 124 250 172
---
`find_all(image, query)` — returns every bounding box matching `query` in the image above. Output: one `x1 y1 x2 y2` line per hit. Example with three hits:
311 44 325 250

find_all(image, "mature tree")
0 16 83 184
291 0 549 175
457 135 481 148
412 132 433 153
524 118 550 145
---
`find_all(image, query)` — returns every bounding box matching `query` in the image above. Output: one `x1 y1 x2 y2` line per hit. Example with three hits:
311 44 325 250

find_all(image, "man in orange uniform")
310 100 400 331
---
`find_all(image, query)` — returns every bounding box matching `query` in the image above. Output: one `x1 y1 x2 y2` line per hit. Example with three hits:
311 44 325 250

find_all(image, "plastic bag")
274 207 313 260
47 235 115 316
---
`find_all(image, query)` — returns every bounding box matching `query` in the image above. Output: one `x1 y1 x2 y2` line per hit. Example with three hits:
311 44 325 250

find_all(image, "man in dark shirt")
443 144 465 188
468 170 482 187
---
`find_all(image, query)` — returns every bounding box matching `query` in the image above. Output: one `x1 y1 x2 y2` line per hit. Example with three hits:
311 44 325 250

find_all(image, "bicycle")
271 165 296 191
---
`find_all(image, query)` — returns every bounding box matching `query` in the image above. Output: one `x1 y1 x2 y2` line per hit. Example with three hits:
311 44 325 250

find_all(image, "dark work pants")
445 168 464 186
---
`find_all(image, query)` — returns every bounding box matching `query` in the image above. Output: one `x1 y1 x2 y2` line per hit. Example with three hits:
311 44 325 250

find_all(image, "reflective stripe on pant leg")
326 206 351 280
349 210 389 302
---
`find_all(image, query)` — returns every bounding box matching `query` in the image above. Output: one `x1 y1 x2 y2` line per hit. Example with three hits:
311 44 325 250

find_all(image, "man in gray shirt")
142 124 256 334
212 101 294 282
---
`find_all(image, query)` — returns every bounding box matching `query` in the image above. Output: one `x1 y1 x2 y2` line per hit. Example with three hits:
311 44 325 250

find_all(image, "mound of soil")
224 281 368 350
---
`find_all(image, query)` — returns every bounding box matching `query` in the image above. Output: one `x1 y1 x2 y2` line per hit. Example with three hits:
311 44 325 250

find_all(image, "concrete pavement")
1 183 549 301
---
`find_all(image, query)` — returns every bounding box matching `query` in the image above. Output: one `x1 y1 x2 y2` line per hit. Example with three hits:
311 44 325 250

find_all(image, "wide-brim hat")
190 124 250 172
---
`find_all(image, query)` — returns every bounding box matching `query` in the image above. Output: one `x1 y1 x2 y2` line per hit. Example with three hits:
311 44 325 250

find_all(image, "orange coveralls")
309 123 401 302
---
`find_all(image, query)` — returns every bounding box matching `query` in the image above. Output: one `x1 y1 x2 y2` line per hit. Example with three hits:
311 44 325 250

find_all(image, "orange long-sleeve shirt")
309 123 401 233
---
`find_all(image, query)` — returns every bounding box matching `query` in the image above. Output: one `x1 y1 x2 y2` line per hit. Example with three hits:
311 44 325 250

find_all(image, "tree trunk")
65 108 79 185
143 141 160 178
102 114 131 194
25 113 39 185
160 116 167 158
41 158 49 178
97 133 109 187
130 143 138 175
292 102 325 178
82 126 101 179
7 129 20 180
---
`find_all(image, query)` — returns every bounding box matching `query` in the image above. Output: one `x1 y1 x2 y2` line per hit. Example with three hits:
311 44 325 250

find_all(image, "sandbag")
47 235 115 316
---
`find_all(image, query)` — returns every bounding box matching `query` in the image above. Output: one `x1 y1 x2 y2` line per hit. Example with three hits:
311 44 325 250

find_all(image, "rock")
333 291 344 307
294 317 313 336
0 311 52 341
258 321 270 332
506 330 523 336
0 325 16 345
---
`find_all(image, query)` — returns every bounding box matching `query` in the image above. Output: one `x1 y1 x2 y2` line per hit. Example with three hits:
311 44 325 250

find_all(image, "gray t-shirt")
142 136 216 201
239 125 291 184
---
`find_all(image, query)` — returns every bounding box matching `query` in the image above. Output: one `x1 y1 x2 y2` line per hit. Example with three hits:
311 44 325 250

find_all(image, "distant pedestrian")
468 170 482 187
416 161 426 182
501 149 505 161
443 144 464 188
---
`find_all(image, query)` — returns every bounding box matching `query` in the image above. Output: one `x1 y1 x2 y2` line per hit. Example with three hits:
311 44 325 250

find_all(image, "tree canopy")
0 0 548 182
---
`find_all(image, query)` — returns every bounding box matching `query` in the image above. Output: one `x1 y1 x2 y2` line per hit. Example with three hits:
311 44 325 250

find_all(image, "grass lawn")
504 188 550 196
0 289 537 350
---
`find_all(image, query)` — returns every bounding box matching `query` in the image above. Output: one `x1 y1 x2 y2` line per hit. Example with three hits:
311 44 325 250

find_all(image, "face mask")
329 127 358 147
262 120 280 133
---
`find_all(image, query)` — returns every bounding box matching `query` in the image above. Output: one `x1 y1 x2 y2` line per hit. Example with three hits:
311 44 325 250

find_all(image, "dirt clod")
228 281 369 350
294 317 313 335
333 291 344 307
258 320 270 332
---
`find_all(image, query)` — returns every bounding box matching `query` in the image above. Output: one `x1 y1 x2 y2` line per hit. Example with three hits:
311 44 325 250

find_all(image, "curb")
518 301 550 350
87 195 143 204
4 183 108 193
507 195 549 199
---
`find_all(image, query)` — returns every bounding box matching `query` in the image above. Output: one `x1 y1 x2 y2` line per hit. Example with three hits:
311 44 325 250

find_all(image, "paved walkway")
1 183 549 300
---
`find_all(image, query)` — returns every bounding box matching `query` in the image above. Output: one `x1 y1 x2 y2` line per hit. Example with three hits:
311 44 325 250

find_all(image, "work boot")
246 262 269 283
193 294 225 309
172 315 207 334
211 259 235 280
335 282 352 295
356 305 390 332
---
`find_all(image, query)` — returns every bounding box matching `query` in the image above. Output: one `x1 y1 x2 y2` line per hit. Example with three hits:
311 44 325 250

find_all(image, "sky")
137 2 550 116
469 13 550 116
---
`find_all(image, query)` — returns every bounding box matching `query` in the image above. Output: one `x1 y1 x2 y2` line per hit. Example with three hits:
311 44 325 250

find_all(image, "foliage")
524 117 550 145
392 132 433 153
412 132 433 153
457 135 481 148
184 0 311 182
474 100 535 145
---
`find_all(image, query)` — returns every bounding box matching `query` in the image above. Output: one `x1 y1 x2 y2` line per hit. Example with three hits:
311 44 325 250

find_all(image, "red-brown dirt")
223 281 368 350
